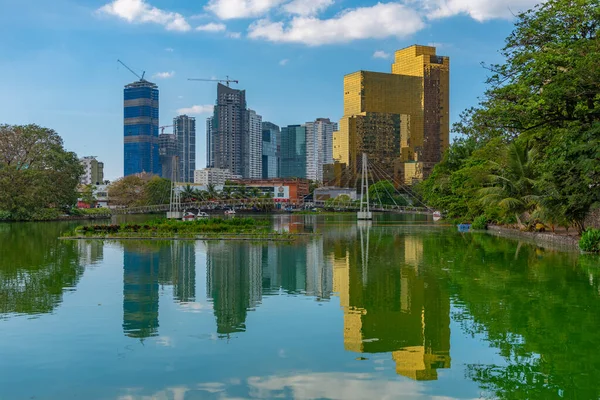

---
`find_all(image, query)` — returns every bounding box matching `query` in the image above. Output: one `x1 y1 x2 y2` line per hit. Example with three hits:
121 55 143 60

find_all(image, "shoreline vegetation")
417 0 600 253
61 217 311 241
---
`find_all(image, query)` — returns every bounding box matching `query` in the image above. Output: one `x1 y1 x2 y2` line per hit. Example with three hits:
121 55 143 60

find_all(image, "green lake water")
1 215 599 400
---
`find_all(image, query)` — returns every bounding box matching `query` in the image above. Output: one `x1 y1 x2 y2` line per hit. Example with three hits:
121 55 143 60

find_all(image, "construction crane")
117 59 146 81
188 76 239 87
160 125 173 135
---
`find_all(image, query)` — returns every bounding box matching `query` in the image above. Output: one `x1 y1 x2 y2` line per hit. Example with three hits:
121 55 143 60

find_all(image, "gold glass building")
332 45 449 186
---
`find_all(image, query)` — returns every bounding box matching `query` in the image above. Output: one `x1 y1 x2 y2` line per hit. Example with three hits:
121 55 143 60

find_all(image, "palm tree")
181 185 196 203
221 186 233 200
249 187 261 198
207 184 218 200
478 141 541 227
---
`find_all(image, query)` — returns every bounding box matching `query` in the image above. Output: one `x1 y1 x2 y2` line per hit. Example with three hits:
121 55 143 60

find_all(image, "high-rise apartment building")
244 109 262 179
159 133 178 180
209 83 246 177
194 168 240 186
333 45 449 185
174 115 196 183
261 122 279 179
305 118 337 182
124 79 160 177
79 156 104 185
280 125 307 179
206 116 214 168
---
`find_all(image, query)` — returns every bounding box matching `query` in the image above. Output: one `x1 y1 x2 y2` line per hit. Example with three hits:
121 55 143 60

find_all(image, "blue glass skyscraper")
124 80 160 176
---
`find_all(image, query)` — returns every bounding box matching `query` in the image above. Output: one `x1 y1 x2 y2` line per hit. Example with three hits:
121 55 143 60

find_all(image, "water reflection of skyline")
118 222 450 380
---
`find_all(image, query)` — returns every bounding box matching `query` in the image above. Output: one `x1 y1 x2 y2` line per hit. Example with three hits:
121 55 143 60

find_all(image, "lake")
1 214 599 400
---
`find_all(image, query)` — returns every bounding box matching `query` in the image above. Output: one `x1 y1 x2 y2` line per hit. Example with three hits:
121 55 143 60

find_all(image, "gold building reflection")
333 231 451 380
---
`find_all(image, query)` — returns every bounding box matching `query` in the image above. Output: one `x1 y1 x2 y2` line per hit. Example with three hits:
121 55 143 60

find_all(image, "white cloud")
177 105 215 115
248 3 425 46
372 50 390 59
283 0 334 16
97 0 191 31
205 0 285 19
196 22 227 32
420 0 544 21
152 71 175 79
279 58 289 66
165 47 174 52
227 31 242 38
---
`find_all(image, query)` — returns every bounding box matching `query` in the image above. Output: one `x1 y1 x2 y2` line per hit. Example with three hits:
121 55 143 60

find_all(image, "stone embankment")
487 225 580 251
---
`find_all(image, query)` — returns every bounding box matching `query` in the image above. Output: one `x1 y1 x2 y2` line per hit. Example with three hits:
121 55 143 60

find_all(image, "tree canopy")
419 0 600 232
0 124 83 220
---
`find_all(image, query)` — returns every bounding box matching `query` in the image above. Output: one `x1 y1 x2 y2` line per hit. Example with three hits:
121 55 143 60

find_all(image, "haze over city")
0 0 543 179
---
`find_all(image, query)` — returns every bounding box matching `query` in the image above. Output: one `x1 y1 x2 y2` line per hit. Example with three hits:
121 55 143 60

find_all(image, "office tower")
244 109 262 178
333 45 449 185
305 118 337 182
209 83 246 177
261 122 279 179
174 115 196 183
206 116 214 168
124 79 160 177
79 156 104 185
159 133 178 180
280 125 307 179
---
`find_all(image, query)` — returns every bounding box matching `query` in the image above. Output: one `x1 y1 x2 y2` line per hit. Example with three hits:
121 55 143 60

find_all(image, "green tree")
0 124 83 219
144 176 171 205
368 180 409 206
181 185 197 203
80 184 96 206
478 141 541 226
108 174 150 207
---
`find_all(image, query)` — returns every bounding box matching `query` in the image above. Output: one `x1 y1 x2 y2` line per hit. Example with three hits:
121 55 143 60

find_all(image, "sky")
0 0 545 180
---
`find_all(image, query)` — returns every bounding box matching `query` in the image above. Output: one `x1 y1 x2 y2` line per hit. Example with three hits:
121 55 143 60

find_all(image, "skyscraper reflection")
333 230 451 380
122 241 197 339
206 242 262 336
122 242 160 339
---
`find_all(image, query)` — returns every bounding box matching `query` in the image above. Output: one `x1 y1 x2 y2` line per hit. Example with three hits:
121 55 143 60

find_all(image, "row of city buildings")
118 44 449 189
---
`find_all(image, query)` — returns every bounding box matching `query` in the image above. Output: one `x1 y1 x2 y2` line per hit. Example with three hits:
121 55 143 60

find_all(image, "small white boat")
224 209 236 216
197 212 209 218
182 212 196 221
433 211 442 222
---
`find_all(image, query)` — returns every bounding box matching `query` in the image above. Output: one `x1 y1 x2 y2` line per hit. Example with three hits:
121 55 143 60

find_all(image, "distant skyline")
0 0 544 179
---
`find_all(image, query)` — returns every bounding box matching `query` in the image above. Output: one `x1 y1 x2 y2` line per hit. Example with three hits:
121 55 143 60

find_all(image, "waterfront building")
206 116 214 168
305 118 337 182
194 167 240 186
209 83 246 177
174 115 196 183
280 125 307 179
230 178 309 204
244 109 262 179
124 79 160 177
79 156 104 185
333 45 449 185
262 122 280 179
158 133 178 180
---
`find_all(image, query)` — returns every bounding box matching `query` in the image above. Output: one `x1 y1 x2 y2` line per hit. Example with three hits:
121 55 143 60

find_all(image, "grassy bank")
62 217 304 241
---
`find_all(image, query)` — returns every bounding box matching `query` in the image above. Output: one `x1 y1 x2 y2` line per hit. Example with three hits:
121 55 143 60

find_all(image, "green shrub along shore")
416 0 600 253
65 217 297 240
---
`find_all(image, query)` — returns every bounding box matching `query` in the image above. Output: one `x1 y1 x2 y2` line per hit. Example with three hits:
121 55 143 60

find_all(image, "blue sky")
0 0 544 179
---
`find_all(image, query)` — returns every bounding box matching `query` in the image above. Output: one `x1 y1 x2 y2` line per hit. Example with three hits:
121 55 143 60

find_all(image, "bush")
0 210 11 221
472 215 488 230
30 208 60 221
580 229 600 253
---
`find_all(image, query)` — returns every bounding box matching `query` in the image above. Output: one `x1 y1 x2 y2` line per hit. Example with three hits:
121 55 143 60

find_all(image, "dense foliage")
108 174 172 207
0 124 83 220
580 228 600 252
418 0 600 233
